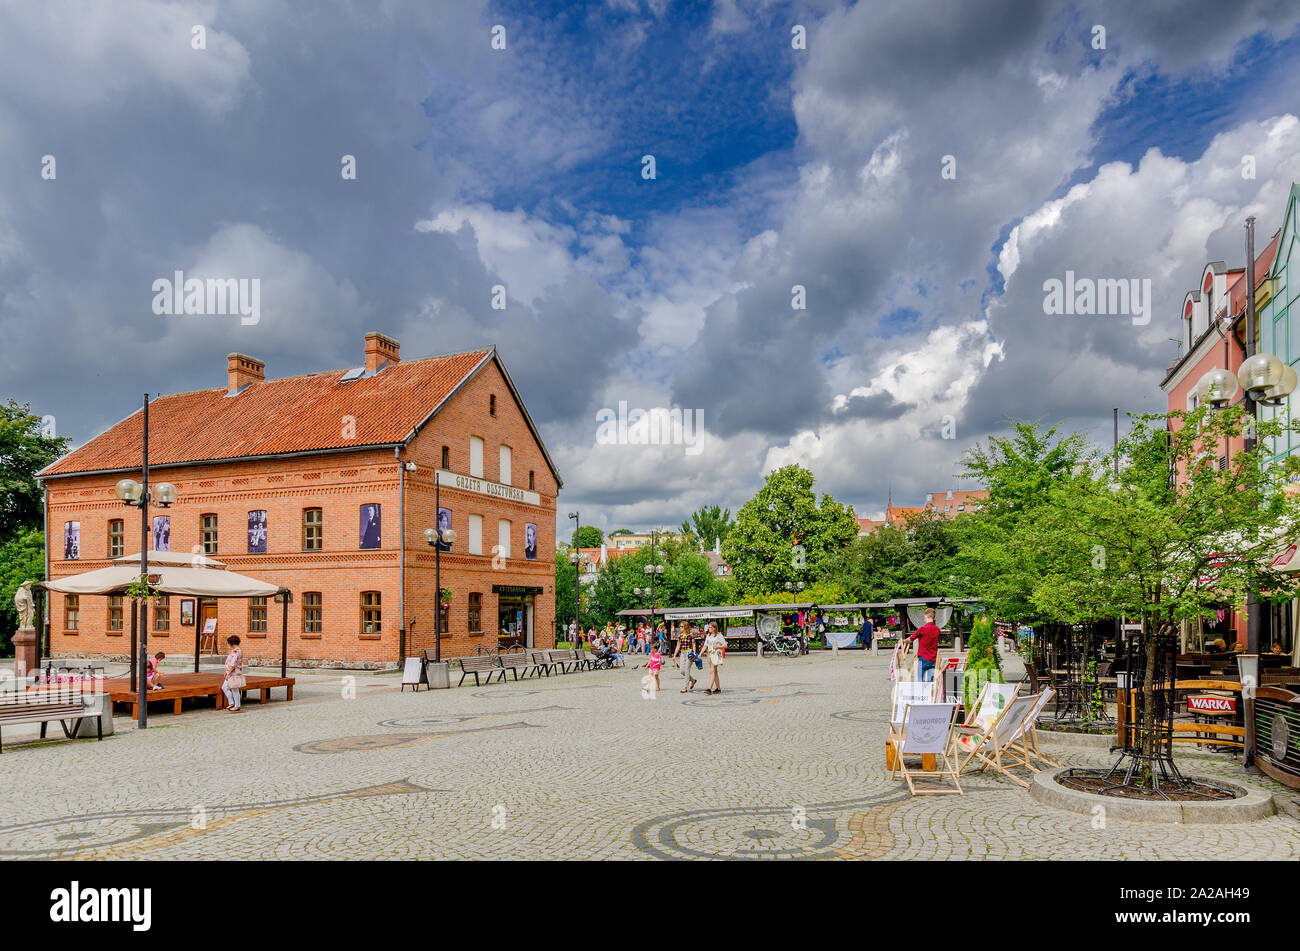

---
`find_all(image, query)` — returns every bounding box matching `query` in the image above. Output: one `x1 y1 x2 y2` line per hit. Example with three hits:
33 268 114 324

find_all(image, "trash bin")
425 661 450 690
75 691 114 738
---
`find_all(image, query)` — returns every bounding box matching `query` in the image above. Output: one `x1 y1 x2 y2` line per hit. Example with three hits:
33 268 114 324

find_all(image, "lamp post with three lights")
112 394 177 729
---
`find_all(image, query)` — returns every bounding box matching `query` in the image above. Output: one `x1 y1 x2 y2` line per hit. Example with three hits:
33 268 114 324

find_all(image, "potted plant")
961 614 1004 709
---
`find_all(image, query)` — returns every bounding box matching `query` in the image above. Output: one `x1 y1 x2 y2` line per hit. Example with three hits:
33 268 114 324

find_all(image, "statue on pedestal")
14 581 35 630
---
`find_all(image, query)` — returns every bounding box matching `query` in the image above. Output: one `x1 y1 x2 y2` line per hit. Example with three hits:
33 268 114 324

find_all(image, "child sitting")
147 651 166 691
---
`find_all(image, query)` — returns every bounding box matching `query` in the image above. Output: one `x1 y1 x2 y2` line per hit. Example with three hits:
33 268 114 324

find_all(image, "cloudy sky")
4 0 1300 535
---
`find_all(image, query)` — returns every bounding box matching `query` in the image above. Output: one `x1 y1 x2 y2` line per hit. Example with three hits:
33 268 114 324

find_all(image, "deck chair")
889 702 963 795
1013 688 1063 769
957 693 1040 787
890 680 939 733
953 682 1020 772
886 680 939 770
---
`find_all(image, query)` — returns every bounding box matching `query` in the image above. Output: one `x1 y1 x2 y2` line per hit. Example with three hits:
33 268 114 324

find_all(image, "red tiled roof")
41 349 494 476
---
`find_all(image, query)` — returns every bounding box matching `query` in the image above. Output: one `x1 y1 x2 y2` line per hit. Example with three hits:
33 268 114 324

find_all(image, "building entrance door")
497 596 530 651
199 599 219 655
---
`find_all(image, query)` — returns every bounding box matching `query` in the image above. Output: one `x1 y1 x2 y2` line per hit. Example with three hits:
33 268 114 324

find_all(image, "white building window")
498 519 511 560
468 514 483 555
470 436 484 478
499 445 512 486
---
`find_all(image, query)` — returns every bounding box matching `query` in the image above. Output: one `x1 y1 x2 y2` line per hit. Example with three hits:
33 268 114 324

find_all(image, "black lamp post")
568 511 580 637
113 393 177 729
424 475 457 663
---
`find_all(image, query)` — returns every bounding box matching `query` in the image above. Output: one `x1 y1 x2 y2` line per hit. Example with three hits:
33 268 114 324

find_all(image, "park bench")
498 651 547 681
527 650 556 676
0 695 103 753
458 654 506 687
545 649 578 673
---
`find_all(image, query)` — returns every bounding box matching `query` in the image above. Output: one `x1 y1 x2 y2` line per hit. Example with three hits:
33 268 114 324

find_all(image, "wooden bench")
527 650 556 676
498 651 546 681
569 648 593 672
458 654 506 687
0 697 103 752
544 649 577 673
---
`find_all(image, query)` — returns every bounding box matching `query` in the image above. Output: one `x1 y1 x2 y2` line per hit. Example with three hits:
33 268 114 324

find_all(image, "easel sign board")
202 618 217 634
402 657 425 689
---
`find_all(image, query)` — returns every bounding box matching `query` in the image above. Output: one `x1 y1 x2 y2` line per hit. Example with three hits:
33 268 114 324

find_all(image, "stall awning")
43 552 280 598
1272 544 1300 572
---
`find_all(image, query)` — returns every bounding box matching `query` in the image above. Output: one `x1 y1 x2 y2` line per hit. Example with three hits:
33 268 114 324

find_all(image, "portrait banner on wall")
436 507 452 552
63 521 80 560
152 515 170 552
248 510 268 554
360 503 382 550
524 523 538 560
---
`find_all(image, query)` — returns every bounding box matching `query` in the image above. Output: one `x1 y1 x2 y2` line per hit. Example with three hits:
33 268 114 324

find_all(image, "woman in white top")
702 621 726 695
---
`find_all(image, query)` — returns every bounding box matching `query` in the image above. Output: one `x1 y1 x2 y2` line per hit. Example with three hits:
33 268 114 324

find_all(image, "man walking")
859 614 873 650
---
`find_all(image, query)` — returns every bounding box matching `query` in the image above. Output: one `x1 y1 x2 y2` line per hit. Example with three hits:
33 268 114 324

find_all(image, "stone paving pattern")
2 651 1298 860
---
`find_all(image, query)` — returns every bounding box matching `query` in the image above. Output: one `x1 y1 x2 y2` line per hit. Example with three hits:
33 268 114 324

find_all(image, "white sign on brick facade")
436 470 540 506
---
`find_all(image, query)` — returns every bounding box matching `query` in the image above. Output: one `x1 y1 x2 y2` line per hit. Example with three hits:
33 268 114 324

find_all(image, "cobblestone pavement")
2 651 1297 860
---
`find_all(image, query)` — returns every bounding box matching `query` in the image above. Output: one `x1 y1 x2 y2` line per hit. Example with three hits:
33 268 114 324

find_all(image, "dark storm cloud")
0 0 624 447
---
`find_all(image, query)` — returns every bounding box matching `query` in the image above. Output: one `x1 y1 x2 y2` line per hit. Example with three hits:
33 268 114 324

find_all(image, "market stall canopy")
42 551 280 598
1271 543 1300 572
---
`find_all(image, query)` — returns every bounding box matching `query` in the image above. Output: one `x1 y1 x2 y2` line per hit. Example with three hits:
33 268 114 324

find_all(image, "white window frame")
468 514 483 555
499 445 512 486
498 519 511 560
470 436 484 478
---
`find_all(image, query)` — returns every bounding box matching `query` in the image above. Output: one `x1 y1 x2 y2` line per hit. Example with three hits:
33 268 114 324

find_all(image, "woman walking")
222 635 246 713
703 622 727 694
673 621 698 692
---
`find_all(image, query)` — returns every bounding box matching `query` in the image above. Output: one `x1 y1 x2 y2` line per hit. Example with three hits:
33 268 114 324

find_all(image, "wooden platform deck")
106 673 295 718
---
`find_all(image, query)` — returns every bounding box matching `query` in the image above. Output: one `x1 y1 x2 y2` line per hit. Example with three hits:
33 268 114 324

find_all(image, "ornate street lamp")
424 513 457 663
113 393 176 729
1193 367 1240 407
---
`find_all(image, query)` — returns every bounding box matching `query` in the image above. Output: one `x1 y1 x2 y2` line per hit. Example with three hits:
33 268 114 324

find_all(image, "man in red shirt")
909 608 941 682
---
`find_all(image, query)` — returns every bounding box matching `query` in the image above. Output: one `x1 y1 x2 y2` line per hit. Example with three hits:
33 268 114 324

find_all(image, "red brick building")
37 334 560 668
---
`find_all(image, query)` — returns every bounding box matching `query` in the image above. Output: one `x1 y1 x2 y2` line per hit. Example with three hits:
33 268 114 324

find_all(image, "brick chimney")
227 353 265 394
364 332 400 374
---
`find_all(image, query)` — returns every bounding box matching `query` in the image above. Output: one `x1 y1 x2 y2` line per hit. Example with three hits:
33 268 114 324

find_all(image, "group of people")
567 618 727 694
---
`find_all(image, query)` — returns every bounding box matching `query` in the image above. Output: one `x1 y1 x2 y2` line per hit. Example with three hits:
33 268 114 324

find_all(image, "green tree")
0 529 45 654
0 400 69 541
953 421 1089 624
571 526 604 549
1029 405 1300 787
722 465 858 597
554 551 577 631
680 505 734 551
846 509 964 602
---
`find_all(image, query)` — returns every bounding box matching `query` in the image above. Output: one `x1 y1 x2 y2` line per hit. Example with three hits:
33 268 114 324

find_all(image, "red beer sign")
1187 694 1236 714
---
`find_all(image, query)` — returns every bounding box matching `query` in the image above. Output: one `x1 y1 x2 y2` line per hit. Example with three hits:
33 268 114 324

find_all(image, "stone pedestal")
12 627 37 678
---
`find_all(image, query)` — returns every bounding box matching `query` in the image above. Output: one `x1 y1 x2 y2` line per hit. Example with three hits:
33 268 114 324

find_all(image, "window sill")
300 633 322 640
107 630 124 637
358 634 383 641
246 632 268 639
62 630 78 636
